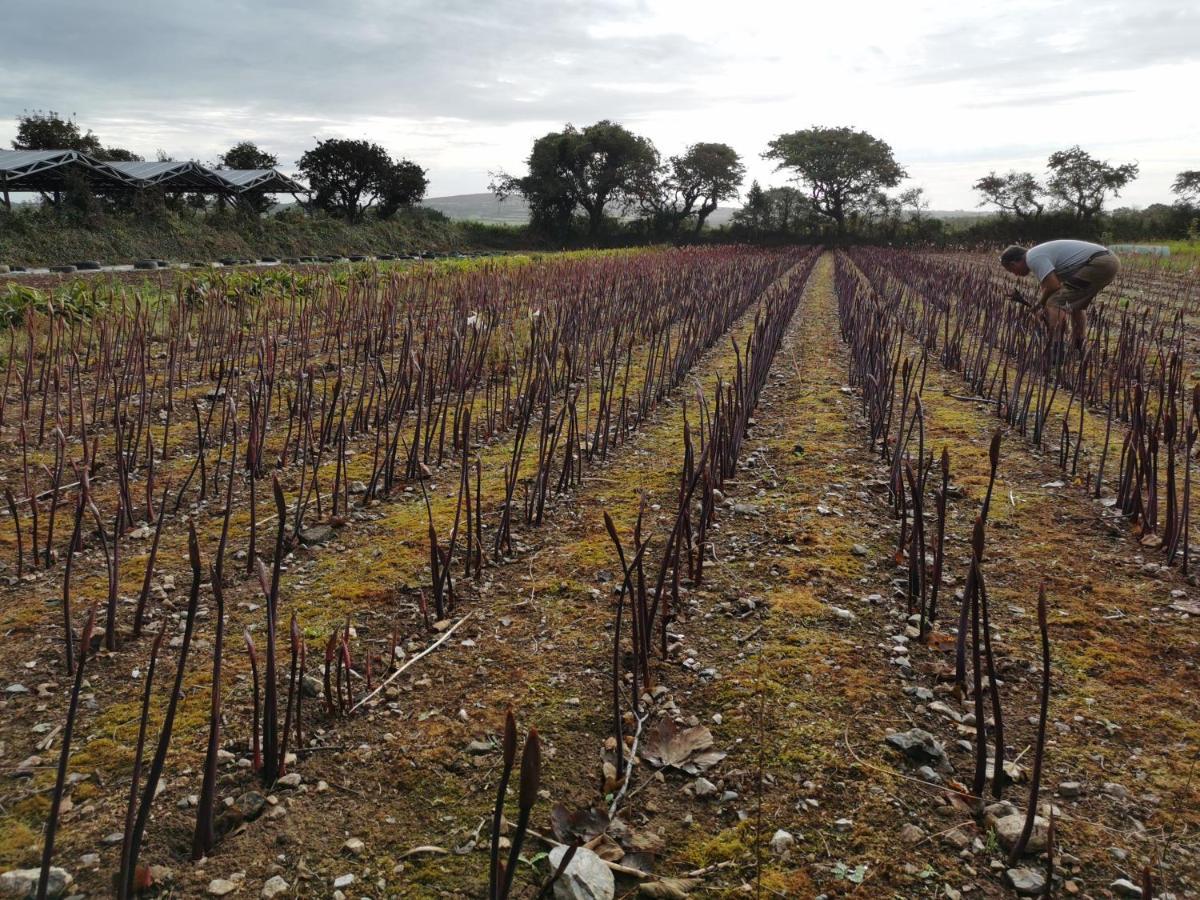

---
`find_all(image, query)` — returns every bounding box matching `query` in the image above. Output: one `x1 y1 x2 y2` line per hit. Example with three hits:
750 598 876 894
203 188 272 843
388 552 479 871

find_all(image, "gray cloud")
902 2 1200 89
0 0 733 146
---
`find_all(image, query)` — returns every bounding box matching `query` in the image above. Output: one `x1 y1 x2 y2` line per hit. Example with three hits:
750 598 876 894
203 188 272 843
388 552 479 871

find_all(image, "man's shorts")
1049 252 1120 312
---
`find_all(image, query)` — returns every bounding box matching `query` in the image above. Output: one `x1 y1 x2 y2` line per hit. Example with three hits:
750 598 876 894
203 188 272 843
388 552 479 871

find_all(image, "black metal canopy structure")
0 149 308 208
0 149 140 196
107 160 228 192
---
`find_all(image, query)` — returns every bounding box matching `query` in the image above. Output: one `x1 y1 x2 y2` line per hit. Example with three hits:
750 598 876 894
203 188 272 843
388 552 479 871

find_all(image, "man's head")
1000 245 1030 276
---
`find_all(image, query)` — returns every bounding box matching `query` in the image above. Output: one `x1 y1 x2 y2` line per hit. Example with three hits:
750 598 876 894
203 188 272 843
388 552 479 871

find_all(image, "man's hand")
1008 288 1027 307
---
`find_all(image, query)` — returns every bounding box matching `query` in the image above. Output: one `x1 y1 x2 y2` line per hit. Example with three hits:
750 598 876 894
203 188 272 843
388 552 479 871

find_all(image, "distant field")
422 191 739 227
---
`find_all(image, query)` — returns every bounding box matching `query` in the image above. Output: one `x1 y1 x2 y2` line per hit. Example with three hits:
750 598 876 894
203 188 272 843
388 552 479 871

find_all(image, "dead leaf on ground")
551 803 611 844
641 719 726 774
640 877 702 898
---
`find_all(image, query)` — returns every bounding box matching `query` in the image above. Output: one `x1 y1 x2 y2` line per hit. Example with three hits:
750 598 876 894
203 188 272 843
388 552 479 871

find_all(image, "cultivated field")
0 247 1197 899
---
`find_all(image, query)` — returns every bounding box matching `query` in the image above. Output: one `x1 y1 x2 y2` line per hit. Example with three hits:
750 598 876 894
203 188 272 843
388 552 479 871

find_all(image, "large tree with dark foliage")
12 110 141 161
638 142 745 235
218 141 278 170
298 138 426 222
492 120 658 238
764 126 905 236
730 182 815 235
974 171 1046 219
1173 170 1200 205
1045 146 1138 222
375 160 429 219
216 142 282 213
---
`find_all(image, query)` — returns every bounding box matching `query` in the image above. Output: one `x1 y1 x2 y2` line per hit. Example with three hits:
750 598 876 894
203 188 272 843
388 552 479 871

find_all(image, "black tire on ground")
50 265 77 273
74 260 103 270
133 260 159 270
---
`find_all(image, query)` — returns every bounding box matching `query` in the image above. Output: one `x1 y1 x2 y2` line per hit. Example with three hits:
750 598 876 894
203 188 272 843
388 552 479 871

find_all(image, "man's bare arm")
1037 272 1062 308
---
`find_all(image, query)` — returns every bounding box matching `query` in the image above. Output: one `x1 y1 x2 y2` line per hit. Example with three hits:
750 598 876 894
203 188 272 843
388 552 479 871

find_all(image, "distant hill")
422 193 738 228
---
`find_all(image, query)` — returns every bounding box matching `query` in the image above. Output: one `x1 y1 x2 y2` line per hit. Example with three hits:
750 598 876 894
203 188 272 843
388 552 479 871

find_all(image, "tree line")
968 148 1198 243
7 110 1198 245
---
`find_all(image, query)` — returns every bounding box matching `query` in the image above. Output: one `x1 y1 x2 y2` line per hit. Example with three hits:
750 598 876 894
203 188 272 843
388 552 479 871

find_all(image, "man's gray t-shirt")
1025 240 1108 282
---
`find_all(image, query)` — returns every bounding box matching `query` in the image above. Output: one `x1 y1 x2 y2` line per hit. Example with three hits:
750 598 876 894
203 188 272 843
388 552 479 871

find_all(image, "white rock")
0 867 73 898
994 813 1048 853
333 874 355 889
549 846 614 900
769 829 795 856
207 878 238 896
261 875 289 898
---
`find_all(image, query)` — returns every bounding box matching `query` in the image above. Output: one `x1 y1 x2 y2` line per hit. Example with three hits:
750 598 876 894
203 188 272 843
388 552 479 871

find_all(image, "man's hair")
1000 245 1026 266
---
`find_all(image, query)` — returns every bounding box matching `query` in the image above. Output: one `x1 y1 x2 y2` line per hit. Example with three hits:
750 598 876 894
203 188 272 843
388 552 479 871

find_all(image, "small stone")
101 832 124 846
261 875 289 898
0 867 73 898
275 773 302 789
78 854 100 868
301 676 323 698
1110 879 1143 898
5 684 29 695
548 845 614 900
298 525 335 545
343 838 365 856
942 826 973 850
1058 781 1082 798
851 544 868 556
885 728 949 768
1103 781 1129 800
994 813 1048 853
899 823 924 843
916 765 943 784
332 874 355 889
233 791 267 821
1007 867 1046 895
208 879 237 896
830 607 857 622
769 829 795 856
691 777 718 798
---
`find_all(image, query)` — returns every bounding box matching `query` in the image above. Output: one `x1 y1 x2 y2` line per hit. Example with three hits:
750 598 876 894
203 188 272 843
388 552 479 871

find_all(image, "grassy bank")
0 205 535 267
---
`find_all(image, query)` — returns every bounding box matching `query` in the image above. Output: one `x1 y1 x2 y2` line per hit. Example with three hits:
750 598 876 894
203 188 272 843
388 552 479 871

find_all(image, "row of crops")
0 245 819 896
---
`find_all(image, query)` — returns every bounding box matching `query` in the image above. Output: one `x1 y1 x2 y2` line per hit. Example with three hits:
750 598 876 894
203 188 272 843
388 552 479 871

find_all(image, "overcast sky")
3 0 1197 209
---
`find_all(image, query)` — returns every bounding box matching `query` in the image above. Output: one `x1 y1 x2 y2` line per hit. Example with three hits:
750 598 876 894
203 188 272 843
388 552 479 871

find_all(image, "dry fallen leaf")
551 803 611 844
641 719 726 774
639 877 702 898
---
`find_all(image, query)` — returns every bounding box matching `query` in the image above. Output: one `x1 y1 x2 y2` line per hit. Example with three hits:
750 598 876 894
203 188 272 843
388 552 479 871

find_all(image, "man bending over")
999 240 1120 353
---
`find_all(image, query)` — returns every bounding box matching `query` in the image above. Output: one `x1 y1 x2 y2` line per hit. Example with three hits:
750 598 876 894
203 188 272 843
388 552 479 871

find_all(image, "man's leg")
1042 303 1069 340
1059 255 1118 353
